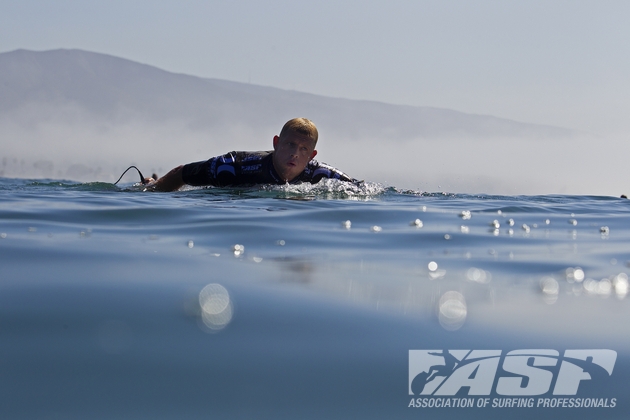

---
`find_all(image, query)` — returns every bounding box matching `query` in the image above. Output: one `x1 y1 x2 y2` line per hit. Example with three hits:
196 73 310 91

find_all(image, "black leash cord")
114 166 147 185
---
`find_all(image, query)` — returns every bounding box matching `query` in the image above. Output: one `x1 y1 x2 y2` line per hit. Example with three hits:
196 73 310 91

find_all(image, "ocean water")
1 176 629 419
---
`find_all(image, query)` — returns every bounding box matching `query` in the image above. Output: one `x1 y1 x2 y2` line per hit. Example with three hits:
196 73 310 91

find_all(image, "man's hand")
144 165 185 192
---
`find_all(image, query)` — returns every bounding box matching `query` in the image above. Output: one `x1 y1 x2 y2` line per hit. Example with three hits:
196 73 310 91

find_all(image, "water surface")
1 177 628 419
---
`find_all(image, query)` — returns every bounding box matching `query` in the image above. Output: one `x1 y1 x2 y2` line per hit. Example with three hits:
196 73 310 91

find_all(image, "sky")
2 0 630 137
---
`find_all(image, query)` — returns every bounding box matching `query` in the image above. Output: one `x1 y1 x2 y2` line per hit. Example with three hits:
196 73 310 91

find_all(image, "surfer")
143 118 357 191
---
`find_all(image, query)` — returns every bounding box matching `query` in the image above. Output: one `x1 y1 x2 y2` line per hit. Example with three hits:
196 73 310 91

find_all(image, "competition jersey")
181 151 357 187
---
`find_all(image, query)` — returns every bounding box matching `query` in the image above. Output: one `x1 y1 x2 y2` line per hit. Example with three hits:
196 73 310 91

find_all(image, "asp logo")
409 349 617 396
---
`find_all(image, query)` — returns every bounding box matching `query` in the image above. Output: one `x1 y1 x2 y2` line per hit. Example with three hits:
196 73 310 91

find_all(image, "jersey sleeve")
181 160 213 186
181 152 252 187
309 161 359 184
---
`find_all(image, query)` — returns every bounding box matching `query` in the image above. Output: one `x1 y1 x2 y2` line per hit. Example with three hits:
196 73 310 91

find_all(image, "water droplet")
574 268 585 282
540 277 559 304
583 279 597 294
428 261 438 272
199 283 233 331
489 220 500 229
187 240 194 248
460 225 470 234
569 219 578 226
522 224 530 233
444 234 451 240
507 218 515 226
342 220 351 229
599 279 612 296
600 226 610 234
566 267 585 282
232 244 245 256
410 219 423 227
276 240 286 246
467 267 492 284
459 210 472 220
438 291 467 331
370 225 382 232
614 273 628 299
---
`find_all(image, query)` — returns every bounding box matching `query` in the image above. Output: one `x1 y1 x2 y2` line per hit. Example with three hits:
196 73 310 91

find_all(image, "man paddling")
144 118 357 191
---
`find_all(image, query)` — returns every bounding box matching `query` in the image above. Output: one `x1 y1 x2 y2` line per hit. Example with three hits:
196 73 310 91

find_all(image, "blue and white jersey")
182 151 357 187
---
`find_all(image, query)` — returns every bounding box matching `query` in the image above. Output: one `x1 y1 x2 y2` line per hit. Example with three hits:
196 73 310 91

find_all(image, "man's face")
272 133 318 182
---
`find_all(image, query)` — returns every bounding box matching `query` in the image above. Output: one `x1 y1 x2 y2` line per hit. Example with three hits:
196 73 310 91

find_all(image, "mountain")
0 48 575 141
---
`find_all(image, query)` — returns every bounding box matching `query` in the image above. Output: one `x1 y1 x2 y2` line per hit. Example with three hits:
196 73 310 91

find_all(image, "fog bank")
2 115 621 196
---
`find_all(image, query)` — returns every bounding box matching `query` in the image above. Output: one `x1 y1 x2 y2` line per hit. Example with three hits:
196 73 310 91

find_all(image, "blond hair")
279 118 318 144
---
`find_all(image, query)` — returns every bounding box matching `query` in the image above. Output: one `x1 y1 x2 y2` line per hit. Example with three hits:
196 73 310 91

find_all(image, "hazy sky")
2 0 629 136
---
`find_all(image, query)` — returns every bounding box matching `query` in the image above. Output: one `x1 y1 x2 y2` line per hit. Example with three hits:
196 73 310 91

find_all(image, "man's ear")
310 150 318 160
273 135 279 150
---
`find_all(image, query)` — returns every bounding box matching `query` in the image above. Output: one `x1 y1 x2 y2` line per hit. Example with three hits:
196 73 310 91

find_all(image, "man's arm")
145 165 185 192
309 161 360 185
